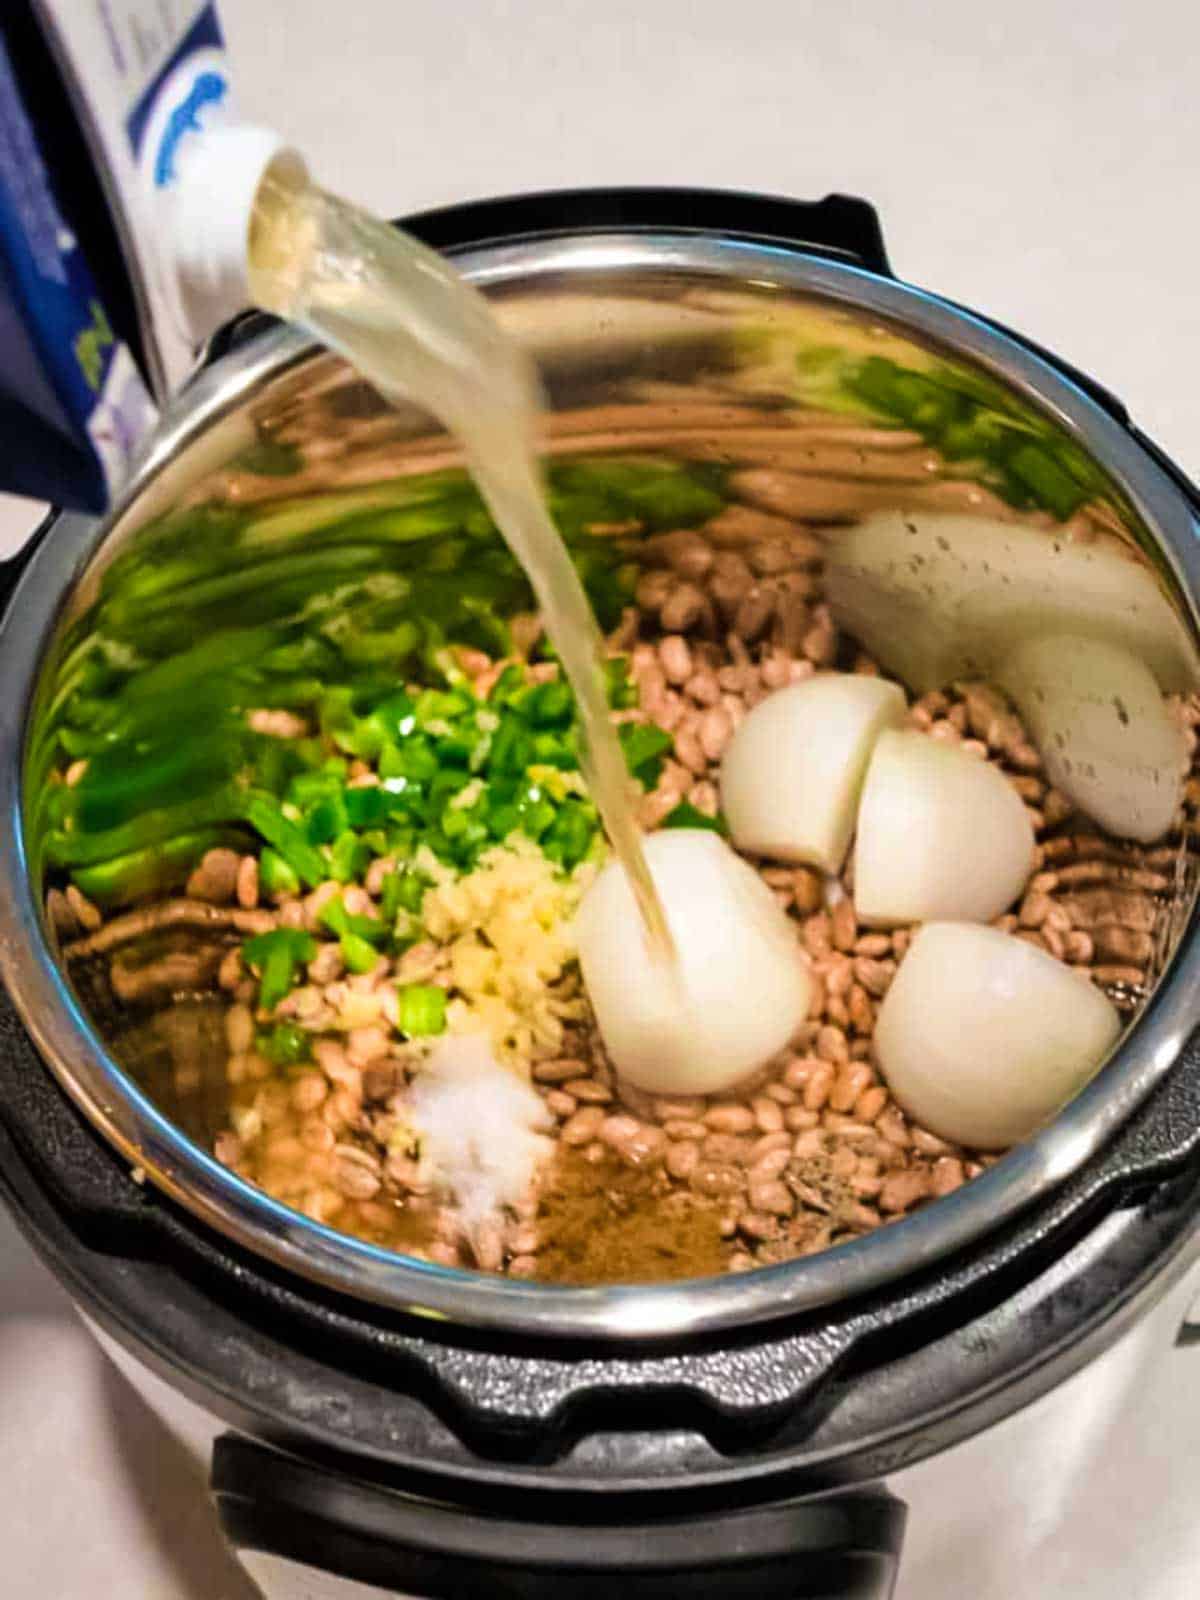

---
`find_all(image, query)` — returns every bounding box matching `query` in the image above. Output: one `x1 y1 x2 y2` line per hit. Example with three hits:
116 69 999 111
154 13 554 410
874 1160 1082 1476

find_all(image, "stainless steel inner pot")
2 226 1199 1340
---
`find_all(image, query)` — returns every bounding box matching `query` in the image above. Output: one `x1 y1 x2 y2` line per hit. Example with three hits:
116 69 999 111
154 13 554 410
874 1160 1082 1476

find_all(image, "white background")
2 0 1199 1594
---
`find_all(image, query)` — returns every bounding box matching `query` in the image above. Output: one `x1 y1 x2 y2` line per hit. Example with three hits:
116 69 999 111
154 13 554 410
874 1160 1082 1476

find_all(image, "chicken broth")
247 163 675 967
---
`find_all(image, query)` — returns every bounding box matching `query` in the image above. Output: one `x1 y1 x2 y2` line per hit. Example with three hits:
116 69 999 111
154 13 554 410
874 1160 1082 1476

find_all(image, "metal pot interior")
5 235 1200 1338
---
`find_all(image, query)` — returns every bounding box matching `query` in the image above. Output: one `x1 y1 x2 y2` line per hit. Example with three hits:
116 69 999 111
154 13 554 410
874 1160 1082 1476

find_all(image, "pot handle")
400 187 893 274
202 187 893 365
211 1433 907 1599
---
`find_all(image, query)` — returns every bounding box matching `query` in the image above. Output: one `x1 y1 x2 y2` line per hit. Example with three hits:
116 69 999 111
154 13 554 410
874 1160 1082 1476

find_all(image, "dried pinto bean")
705 1104 756 1134
562 1107 606 1145
564 1077 614 1104
748 1180 794 1217
749 1130 792 1162
803 1061 835 1111
663 1119 709 1141
666 1140 702 1181
752 1096 784 1133
703 1132 751 1165
738 1211 779 1242
749 1147 791 1183
880 1168 931 1214
691 1163 746 1199
830 1062 874 1114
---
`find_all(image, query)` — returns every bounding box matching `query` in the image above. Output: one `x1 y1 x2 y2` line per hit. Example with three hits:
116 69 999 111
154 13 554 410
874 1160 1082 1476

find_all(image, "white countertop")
2 0 1199 1594
0 1210 257 1599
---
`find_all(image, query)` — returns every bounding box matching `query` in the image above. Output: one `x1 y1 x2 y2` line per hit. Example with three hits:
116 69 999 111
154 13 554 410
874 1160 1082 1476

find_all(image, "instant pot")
2 189 1200 1599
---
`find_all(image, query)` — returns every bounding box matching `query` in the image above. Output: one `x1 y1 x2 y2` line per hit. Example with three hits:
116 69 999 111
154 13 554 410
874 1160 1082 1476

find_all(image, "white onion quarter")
575 830 811 1096
874 922 1121 1149
720 673 906 872
824 509 1198 695
998 632 1186 845
854 730 1035 926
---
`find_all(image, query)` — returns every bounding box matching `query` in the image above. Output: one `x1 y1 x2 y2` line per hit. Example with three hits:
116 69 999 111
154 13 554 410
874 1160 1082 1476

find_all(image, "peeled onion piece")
997 633 1186 845
874 922 1121 1150
575 831 811 1096
854 730 1035 926
720 673 906 872
824 510 1199 695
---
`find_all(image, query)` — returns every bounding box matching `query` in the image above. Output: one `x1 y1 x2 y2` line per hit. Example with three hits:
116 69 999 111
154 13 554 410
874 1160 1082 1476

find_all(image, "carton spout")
168 125 307 346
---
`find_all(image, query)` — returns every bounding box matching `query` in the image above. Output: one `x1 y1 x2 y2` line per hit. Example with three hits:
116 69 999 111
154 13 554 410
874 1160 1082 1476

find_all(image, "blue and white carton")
0 2 241 522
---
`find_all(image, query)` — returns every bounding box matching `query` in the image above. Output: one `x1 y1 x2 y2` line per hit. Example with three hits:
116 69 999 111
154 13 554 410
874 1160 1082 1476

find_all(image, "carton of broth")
0 1 241 523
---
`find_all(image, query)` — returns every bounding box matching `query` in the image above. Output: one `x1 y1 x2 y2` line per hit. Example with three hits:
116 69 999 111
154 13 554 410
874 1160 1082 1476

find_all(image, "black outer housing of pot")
3 189 1200 1597
212 1440 906 1598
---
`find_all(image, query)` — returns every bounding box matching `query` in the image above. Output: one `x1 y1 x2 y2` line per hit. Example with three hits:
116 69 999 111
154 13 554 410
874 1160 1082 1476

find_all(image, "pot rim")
2 229 1199 1341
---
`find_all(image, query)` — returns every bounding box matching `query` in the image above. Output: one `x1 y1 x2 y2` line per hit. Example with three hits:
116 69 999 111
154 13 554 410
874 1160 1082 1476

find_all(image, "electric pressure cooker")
2 190 1200 1599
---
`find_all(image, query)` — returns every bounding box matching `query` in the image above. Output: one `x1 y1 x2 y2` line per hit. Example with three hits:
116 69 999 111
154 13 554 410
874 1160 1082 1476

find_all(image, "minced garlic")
419 836 596 1071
